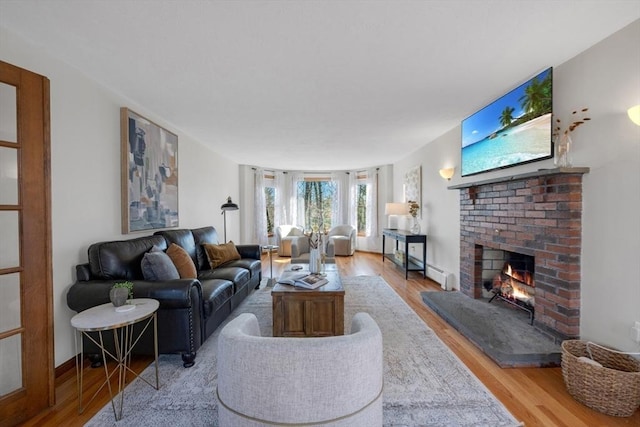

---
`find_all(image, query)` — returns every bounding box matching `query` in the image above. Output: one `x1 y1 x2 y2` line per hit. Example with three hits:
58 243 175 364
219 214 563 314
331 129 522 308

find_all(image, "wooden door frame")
0 60 54 425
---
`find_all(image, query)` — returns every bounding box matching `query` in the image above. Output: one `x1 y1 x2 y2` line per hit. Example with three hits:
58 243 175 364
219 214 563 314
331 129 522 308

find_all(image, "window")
265 186 275 235
357 181 367 236
296 178 336 232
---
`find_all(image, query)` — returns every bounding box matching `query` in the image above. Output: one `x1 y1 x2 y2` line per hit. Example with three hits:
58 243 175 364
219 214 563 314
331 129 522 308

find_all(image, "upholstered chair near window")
217 312 383 426
275 225 308 257
326 224 356 256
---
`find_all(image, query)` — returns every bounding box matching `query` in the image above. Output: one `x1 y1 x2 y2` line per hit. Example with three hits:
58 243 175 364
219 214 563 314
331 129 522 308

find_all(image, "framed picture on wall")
404 165 421 219
121 107 179 233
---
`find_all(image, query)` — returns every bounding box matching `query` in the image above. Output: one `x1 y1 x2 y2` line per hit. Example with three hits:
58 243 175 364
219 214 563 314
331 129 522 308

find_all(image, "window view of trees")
357 183 367 235
297 180 336 232
265 186 275 234
258 171 376 241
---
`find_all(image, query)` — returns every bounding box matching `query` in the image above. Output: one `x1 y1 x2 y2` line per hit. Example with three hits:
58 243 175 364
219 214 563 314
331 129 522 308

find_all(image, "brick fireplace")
452 168 589 343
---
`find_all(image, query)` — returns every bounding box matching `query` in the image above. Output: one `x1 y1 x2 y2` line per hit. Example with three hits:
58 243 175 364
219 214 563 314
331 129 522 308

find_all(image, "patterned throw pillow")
166 243 198 279
203 241 241 269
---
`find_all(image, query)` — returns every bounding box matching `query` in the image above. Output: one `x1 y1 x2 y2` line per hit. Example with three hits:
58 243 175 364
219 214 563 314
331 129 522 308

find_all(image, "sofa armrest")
133 280 202 309
76 263 92 281
67 279 202 313
236 244 261 260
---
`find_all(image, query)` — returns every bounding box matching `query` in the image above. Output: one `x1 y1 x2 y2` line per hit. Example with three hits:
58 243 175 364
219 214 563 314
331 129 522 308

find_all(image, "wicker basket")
561 340 640 417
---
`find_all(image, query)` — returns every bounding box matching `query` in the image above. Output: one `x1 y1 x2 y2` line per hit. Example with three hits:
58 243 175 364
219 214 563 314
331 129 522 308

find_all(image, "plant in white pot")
110 281 133 307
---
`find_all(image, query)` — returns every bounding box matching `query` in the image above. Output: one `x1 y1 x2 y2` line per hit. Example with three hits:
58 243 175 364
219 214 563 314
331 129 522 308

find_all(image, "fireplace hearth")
450 168 589 343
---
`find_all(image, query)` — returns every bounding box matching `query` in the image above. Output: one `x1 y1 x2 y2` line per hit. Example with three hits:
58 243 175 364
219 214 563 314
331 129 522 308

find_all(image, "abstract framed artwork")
404 165 421 219
121 107 179 233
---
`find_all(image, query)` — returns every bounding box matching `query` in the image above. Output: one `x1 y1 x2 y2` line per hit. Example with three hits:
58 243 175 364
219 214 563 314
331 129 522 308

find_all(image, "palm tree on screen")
519 75 551 116
500 106 515 128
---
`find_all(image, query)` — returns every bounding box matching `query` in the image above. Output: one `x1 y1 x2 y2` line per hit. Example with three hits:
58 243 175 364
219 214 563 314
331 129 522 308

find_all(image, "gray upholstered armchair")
217 312 383 426
275 225 308 257
326 224 356 256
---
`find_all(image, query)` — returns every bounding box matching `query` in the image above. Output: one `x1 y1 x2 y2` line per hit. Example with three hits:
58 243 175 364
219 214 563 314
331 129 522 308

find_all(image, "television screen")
461 68 553 177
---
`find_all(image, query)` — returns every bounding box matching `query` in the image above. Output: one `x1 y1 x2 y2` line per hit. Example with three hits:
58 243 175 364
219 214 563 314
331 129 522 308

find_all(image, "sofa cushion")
199 267 250 292
224 259 262 279
204 242 241 269
166 243 198 279
141 247 180 281
192 226 220 270
199 279 234 318
88 235 167 280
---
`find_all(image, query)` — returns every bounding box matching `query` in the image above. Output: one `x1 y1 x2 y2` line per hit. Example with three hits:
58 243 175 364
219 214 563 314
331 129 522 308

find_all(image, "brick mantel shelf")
449 167 589 343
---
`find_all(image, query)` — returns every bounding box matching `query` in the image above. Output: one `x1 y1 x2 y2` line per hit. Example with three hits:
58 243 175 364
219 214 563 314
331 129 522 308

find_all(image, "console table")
382 229 427 279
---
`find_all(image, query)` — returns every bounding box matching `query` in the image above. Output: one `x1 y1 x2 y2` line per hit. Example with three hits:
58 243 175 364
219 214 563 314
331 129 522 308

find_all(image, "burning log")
491 263 535 307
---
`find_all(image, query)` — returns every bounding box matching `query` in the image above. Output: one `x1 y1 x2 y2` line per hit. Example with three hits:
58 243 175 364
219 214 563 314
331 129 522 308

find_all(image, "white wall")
1 28 241 367
393 20 640 352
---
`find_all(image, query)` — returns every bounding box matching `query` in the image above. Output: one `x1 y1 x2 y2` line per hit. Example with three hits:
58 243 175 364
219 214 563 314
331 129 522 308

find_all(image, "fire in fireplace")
492 263 535 305
482 248 536 324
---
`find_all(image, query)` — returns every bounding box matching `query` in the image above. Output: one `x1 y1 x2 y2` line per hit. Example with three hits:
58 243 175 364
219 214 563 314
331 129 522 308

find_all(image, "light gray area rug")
87 276 521 426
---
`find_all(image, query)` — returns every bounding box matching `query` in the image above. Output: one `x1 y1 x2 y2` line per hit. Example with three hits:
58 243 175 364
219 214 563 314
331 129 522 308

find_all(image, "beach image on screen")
461 68 552 176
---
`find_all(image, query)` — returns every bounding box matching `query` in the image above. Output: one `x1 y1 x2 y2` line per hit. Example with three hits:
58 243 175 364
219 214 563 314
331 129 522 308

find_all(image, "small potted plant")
110 281 133 307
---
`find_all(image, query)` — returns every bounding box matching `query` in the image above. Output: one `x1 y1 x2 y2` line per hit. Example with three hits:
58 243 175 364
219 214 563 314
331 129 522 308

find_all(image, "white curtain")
364 168 379 237
289 172 304 228
331 172 348 227
273 171 287 227
347 171 358 228
253 168 268 246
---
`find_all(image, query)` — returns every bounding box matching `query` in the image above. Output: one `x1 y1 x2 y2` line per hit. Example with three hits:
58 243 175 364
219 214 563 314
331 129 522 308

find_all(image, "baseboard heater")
426 264 452 291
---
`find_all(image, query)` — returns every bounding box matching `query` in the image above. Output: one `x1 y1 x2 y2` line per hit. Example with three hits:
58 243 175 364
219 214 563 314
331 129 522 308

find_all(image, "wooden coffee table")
271 265 344 337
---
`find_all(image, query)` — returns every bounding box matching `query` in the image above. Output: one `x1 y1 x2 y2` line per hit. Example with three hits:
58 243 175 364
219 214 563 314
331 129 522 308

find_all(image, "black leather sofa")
66 226 261 367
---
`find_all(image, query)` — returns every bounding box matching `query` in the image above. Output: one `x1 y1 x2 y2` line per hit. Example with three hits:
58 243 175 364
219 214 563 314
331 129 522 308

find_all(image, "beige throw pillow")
203 241 241 269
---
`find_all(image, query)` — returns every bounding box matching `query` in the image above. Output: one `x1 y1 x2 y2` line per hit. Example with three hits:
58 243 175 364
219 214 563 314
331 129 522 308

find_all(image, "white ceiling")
1 1 639 171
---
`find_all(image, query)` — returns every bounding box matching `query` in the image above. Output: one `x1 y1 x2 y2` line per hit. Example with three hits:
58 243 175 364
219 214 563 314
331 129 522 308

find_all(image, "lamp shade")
628 105 640 126
385 202 409 216
221 196 239 211
439 167 455 180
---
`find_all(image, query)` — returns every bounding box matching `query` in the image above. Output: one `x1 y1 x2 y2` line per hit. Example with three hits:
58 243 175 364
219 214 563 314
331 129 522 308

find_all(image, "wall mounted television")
461 67 553 177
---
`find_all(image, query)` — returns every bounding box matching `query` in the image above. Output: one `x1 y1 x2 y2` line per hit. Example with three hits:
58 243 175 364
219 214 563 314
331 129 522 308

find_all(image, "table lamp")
384 202 409 229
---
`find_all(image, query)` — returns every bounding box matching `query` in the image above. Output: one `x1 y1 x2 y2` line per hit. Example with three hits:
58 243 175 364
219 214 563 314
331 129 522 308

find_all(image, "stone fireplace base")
422 291 561 368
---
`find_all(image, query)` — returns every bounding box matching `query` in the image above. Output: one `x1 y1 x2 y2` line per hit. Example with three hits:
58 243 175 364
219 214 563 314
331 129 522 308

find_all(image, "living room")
1 1 639 425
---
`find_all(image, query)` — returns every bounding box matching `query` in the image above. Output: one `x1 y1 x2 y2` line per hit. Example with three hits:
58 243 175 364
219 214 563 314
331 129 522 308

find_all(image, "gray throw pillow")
141 249 180 281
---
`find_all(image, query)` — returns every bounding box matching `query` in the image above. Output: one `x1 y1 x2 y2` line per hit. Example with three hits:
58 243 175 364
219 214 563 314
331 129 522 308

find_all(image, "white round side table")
71 298 160 421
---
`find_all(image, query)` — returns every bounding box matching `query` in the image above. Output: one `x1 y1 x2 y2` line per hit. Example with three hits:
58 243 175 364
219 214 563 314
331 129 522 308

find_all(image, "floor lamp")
220 196 239 242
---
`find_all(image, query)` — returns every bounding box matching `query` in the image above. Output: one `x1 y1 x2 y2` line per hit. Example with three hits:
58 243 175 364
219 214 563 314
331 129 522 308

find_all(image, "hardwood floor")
22 252 639 426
